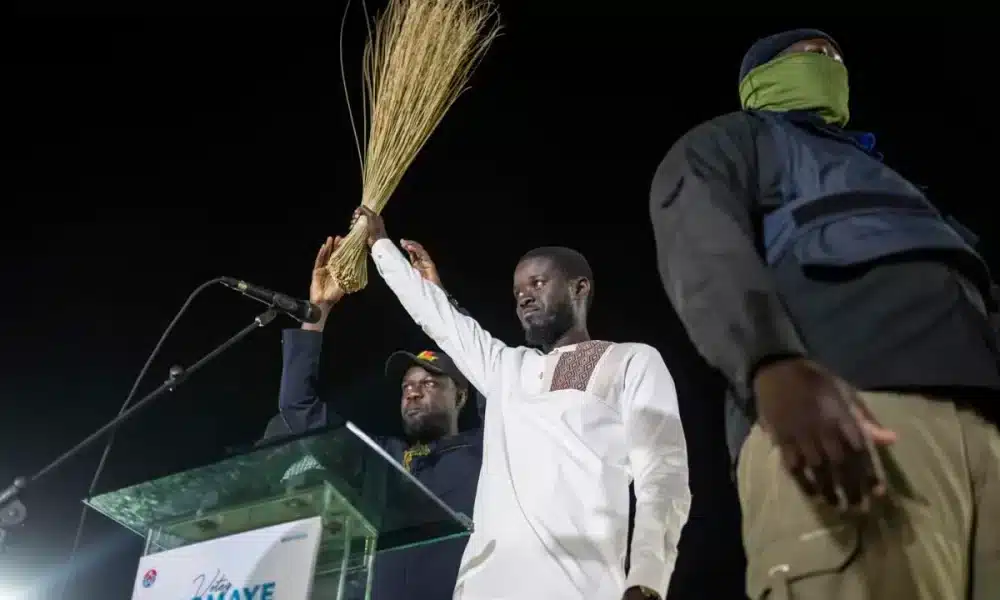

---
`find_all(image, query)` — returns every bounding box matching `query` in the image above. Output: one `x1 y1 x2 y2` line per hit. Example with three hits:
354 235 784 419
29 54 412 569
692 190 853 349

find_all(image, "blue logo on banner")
141 569 157 588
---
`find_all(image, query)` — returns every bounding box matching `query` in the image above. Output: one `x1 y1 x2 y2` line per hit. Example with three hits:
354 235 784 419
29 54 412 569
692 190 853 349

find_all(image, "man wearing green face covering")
649 28 1000 599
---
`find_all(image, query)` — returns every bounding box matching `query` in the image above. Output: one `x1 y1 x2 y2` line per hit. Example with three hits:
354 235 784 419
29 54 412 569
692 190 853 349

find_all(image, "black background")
2 6 992 599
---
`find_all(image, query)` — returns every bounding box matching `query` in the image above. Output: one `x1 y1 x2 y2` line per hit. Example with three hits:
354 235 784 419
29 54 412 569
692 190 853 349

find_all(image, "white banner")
131 516 323 600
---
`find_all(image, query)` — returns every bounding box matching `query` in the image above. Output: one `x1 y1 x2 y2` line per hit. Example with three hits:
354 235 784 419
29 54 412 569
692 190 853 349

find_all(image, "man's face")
400 365 462 441
781 37 843 63
513 256 576 348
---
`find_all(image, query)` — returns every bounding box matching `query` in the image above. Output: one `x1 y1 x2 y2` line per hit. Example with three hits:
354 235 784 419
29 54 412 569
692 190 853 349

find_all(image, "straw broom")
327 0 501 293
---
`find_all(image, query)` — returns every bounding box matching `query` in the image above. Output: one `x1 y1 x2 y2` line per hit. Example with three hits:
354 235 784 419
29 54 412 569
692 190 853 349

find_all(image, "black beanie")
738 28 841 84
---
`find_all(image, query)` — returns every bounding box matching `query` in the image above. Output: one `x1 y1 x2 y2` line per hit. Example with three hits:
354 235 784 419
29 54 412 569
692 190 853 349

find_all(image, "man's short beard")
402 410 451 442
524 301 575 349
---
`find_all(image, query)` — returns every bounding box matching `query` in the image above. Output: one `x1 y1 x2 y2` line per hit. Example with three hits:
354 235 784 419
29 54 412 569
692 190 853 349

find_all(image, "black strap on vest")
792 193 937 230
763 192 940 265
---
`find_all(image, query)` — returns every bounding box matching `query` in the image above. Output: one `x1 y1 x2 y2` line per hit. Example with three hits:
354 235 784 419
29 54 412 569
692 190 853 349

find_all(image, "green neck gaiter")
739 52 850 127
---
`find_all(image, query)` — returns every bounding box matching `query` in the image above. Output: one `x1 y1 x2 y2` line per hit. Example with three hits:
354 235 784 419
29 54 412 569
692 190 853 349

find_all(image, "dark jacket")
266 328 482 600
649 110 1000 464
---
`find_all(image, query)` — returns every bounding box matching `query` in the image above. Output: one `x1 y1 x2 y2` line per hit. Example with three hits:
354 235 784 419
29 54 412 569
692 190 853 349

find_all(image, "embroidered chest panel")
402 443 430 472
549 340 613 392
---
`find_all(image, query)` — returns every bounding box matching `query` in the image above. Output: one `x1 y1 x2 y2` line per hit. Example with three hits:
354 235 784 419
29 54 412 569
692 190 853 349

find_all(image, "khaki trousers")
737 392 1000 599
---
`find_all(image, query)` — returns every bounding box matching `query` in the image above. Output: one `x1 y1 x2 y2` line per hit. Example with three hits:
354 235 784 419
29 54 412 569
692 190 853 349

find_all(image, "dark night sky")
2 7 994 600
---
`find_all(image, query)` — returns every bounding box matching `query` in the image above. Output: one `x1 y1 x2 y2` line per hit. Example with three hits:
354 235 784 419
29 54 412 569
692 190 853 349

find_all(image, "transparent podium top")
86 422 472 552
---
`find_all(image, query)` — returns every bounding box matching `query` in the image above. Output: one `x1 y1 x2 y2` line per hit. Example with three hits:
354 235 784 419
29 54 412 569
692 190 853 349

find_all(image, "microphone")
220 277 322 324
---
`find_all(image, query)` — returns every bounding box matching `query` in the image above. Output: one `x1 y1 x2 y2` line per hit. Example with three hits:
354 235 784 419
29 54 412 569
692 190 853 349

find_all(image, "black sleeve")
648 114 807 397
278 328 336 434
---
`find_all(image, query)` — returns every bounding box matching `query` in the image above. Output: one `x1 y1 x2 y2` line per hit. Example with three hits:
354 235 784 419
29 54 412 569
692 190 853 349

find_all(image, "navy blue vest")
754 110 993 306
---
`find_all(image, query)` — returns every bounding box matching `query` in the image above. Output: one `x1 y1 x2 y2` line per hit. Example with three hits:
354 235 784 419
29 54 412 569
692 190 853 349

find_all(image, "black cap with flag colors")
385 349 469 389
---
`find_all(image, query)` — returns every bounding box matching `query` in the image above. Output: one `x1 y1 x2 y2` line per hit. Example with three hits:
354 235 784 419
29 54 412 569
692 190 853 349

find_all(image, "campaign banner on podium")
131 517 323 600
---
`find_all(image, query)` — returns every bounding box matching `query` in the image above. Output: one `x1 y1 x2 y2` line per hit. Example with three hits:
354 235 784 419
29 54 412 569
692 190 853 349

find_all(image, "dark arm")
648 114 806 397
278 328 332 434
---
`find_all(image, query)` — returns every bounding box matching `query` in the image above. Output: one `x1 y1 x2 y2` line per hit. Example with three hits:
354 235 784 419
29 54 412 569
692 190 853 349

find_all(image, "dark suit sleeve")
279 328 334 434
648 114 807 397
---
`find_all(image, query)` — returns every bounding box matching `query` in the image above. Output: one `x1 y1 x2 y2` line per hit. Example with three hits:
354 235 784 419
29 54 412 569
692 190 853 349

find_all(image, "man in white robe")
352 207 691 600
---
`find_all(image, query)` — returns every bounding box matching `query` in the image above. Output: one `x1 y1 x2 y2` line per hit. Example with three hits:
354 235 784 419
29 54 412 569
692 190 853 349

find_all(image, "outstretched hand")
401 239 442 287
310 236 346 307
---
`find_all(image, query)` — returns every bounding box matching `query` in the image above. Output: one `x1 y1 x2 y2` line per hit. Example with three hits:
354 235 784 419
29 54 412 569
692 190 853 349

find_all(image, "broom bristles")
328 0 501 294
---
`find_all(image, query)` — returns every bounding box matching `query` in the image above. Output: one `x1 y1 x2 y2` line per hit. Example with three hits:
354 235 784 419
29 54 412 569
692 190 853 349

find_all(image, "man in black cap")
649 28 1000 599
263 235 483 600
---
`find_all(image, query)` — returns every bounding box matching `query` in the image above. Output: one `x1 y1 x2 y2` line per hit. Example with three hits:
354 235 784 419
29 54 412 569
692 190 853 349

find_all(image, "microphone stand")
0 308 279 551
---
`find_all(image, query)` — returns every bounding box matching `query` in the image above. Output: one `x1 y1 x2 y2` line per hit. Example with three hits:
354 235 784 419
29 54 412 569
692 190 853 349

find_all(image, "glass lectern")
86 422 473 599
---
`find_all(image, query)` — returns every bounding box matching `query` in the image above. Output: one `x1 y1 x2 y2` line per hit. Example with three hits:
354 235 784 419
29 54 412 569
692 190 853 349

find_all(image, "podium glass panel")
86 422 472 599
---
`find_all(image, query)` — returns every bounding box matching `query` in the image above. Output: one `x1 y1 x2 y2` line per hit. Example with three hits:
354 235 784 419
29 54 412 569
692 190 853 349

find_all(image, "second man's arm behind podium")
276 326 340 437
264 233 354 441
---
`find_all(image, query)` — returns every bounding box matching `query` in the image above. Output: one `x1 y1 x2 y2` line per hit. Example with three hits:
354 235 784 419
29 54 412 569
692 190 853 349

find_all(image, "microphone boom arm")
0 308 279 551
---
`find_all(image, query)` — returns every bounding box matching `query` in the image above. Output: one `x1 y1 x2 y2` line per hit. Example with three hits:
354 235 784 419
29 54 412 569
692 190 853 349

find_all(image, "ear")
572 277 591 303
456 388 468 411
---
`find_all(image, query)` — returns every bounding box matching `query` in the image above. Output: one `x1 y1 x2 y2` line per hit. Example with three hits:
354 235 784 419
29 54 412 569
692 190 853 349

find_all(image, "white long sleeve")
621 345 691 596
371 238 511 394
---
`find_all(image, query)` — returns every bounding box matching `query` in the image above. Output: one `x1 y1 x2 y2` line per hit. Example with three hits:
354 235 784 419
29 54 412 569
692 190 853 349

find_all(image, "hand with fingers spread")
753 357 898 512
401 239 442 287
303 236 345 331
351 206 388 247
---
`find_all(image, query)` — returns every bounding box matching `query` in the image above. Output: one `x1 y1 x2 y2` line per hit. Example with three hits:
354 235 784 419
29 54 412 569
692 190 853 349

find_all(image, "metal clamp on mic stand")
0 478 27 551
0 308 278 552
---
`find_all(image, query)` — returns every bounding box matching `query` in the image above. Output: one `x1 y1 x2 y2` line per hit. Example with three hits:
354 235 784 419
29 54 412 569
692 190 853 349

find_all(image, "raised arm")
278 236 346 434
399 238 489 415
353 206 510 394
621 345 691 599
648 114 806 397
278 329 331 434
